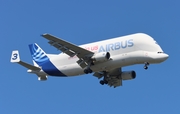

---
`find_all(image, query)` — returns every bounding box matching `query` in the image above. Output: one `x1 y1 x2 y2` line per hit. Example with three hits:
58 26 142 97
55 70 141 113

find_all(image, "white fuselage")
44 33 168 76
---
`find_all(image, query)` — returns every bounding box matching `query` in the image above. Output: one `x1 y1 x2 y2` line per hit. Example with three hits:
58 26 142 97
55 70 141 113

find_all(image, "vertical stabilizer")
28 43 66 76
29 43 49 66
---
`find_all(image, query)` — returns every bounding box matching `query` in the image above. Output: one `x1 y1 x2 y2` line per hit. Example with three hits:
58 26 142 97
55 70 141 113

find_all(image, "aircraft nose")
162 53 169 61
164 53 169 58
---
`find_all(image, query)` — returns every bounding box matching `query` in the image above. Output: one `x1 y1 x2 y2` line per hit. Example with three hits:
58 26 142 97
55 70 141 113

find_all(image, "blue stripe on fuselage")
39 58 66 76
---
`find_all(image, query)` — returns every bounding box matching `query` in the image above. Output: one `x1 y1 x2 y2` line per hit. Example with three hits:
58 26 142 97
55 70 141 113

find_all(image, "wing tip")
41 33 49 37
11 50 20 63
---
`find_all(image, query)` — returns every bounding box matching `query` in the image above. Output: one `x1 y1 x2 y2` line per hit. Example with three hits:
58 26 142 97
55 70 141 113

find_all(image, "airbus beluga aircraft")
10 33 169 88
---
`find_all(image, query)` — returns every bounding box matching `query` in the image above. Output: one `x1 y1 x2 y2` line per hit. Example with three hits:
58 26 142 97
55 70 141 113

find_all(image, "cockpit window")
157 52 164 54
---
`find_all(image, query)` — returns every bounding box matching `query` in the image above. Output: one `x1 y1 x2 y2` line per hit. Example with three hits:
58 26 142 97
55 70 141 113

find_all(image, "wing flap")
93 72 104 79
76 59 88 68
48 40 76 57
108 77 122 88
93 68 122 88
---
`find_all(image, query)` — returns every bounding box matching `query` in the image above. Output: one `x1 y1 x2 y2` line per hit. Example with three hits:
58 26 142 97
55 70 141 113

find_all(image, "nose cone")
147 52 169 63
163 53 169 60
158 53 169 62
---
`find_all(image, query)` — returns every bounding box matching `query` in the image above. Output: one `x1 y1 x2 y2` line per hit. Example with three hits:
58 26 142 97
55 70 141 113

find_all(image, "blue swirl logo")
29 44 49 64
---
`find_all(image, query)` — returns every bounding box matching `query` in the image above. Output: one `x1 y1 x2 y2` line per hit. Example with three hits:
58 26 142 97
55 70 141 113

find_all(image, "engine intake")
121 71 136 80
92 52 110 62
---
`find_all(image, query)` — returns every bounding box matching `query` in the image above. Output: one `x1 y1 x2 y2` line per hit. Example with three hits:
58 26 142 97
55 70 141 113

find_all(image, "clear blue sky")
1 0 179 114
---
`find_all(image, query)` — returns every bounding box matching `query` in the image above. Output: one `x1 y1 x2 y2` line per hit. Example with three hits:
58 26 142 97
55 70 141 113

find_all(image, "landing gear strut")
83 61 94 74
99 73 108 85
144 62 149 70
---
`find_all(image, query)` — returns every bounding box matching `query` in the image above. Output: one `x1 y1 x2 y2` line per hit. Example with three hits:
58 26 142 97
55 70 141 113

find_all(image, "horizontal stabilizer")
10 50 41 71
18 61 41 71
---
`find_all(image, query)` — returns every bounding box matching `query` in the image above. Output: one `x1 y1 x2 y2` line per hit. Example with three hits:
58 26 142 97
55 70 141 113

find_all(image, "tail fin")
29 43 49 66
28 43 66 76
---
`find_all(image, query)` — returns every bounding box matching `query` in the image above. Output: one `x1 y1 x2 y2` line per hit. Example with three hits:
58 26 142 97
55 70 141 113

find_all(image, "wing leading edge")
42 34 94 68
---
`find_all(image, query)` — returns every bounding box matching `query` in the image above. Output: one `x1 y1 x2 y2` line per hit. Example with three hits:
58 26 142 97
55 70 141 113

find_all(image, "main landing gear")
84 68 93 74
99 71 109 85
99 79 108 85
83 61 94 74
144 62 149 70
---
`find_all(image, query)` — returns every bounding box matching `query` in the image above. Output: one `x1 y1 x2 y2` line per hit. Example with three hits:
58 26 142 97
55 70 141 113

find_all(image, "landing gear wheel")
104 80 108 84
88 69 93 73
144 66 148 70
84 68 93 74
84 69 89 74
100 80 105 85
144 62 149 70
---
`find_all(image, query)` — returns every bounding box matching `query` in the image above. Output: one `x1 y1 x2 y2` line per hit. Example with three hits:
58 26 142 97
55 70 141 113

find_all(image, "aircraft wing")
42 33 94 68
93 68 122 88
108 77 122 88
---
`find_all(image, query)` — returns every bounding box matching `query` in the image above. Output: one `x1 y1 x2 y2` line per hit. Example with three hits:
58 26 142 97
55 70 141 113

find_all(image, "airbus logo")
98 39 134 52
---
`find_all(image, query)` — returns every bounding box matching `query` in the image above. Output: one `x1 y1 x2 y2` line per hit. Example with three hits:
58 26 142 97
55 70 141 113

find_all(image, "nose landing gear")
144 62 149 70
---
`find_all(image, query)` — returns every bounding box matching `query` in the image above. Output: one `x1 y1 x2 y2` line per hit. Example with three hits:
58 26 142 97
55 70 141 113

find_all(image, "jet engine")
121 71 136 80
92 52 110 62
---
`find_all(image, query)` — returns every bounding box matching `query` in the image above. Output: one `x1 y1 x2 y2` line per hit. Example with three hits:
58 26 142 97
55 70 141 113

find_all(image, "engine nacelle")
121 71 136 80
92 52 110 62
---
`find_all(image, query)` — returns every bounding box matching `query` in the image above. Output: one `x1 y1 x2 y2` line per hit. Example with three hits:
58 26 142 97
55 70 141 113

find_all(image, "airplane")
10 33 169 88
